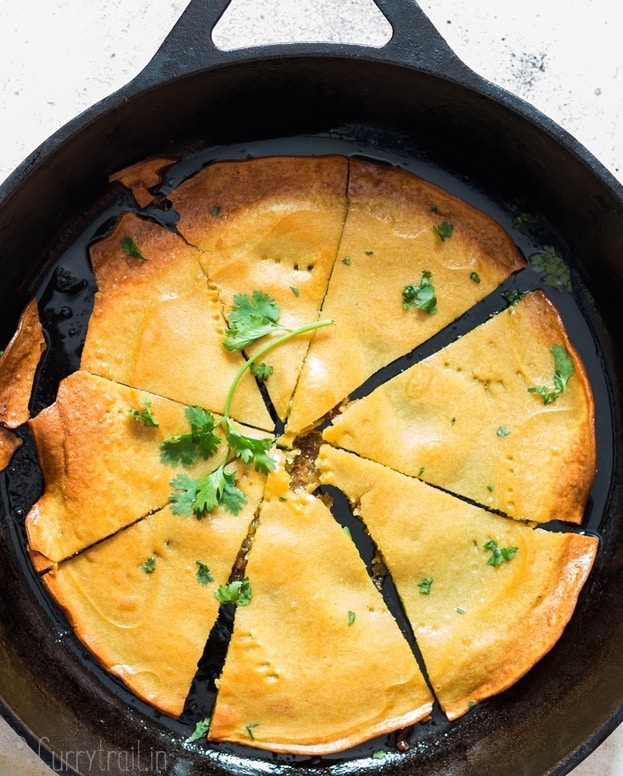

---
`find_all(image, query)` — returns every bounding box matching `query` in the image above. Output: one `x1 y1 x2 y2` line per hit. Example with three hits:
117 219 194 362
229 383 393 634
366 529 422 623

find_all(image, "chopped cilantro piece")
484 539 518 567
372 750 385 760
141 556 156 574
402 270 437 314
215 578 253 606
528 344 575 404
250 361 273 381
128 398 159 427
512 212 532 230
195 561 214 586
503 289 523 306
496 426 511 437
418 577 433 594
433 221 453 241
290 286 300 297
342 255 351 266
456 607 466 614
469 271 481 283
530 245 572 292
185 716 211 743
210 205 221 216
348 610 356 626
245 723 259 740
120 235 146 260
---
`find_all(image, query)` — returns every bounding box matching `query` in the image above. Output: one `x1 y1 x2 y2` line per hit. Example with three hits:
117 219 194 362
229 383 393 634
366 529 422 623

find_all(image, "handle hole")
212 0 392 51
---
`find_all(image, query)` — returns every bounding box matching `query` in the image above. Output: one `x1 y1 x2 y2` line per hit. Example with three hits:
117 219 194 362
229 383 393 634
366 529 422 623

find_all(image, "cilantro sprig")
161 291 334 519
528 344 575 405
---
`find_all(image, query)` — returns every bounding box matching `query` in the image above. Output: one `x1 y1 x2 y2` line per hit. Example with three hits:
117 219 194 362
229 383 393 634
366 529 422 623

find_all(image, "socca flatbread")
81 212 272 430
42 481 263 717
0 298 46 429
171 156 349 421
317 445 598 721
208 456 433 754
285 157 527 435
323 290 595 525
26 370 263 566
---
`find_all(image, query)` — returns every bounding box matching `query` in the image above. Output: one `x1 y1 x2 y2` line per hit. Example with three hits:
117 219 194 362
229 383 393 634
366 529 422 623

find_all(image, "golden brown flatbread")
42 486 262 717
25 370 262 565
323 290 595 525
208 455 433 754
171 156 349 421
0 298 46 429
7 154 596 746
285 157 527 435
81 212 272 430
317 445 598 721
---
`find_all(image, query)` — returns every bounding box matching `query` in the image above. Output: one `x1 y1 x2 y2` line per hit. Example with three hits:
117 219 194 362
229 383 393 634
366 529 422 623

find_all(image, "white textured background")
0 1 622 774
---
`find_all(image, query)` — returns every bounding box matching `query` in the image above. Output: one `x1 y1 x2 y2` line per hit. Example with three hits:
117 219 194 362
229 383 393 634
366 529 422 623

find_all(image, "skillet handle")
131 0 476 90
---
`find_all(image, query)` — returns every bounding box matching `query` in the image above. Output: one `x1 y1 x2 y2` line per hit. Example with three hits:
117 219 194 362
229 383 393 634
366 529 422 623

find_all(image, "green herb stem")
222 318 335 421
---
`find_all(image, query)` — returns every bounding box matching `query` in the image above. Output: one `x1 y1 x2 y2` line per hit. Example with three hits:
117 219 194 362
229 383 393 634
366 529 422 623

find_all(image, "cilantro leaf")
418 577 433 594
185 716 211 744
223 291 283 351
530 245 572 292
170 467 247 518
215 577 253 606
250 361 274 381
402 271 437 314
160 406 220 467
433 221 453 241
120 235 146 260
128 398 159 427
168 473 199 516
141 556 156 574
484 540 518 567
194 465 248 517
195 561 214 586
528 344 575 405
225 420 276 475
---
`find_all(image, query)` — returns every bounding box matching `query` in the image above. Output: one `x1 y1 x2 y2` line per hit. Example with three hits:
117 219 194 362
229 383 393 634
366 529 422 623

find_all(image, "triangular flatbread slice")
81 212 272 430
170 156 349 420
323 290 595 524
286 158 527 435
208 455 433 754
41 482 263 718
25 370 264 566
317 445 598 721
0 298 47 429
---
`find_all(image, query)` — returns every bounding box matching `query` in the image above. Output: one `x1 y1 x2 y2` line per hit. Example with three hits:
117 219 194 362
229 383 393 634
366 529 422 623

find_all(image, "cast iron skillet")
1 1 622 774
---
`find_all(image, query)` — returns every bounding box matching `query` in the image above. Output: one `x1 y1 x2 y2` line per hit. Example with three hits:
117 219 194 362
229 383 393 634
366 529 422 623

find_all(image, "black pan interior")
1 39 622 776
